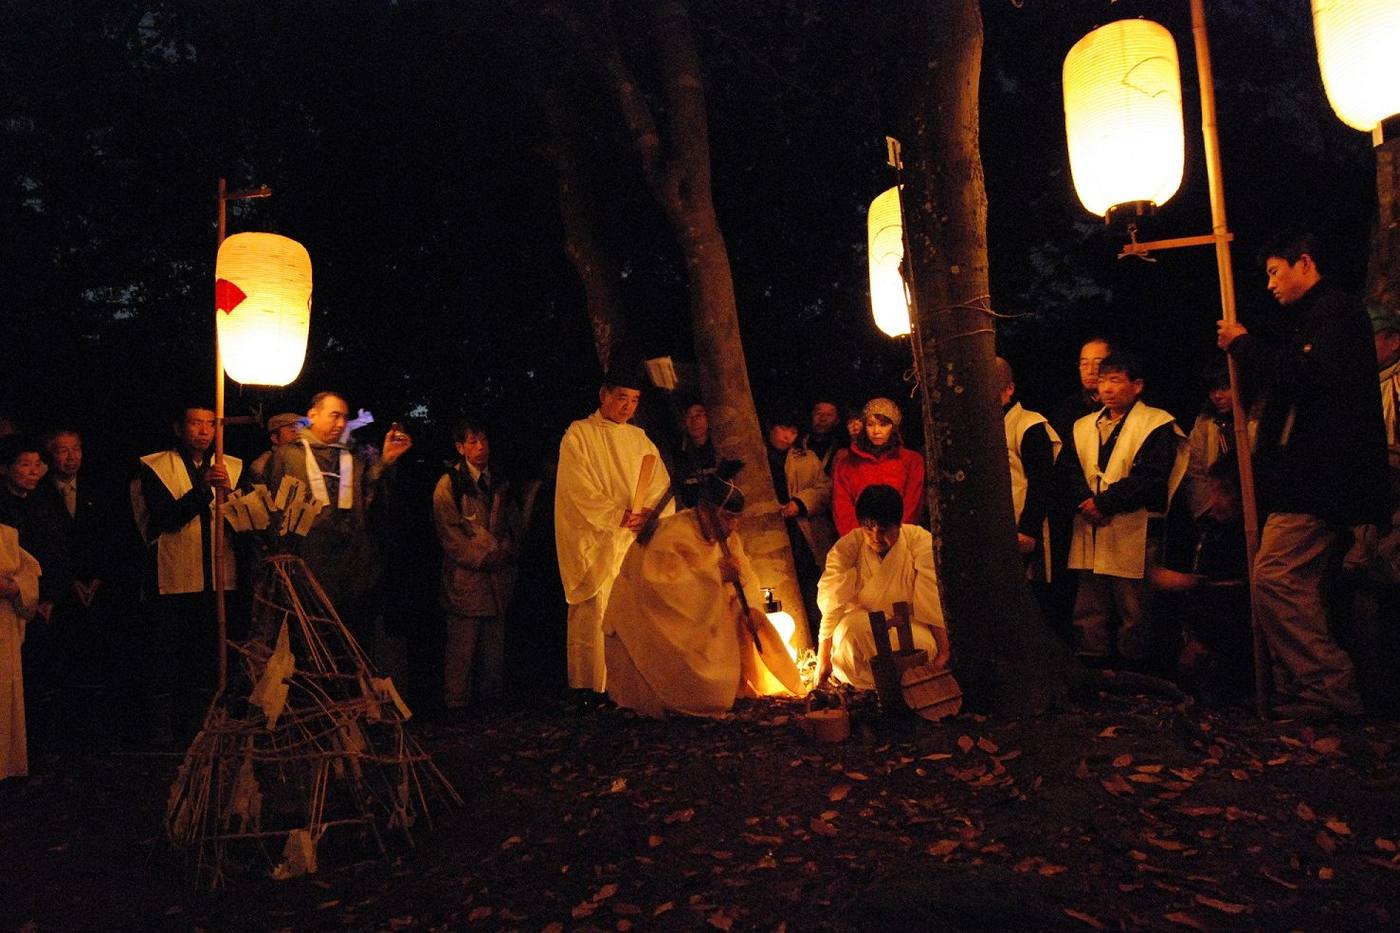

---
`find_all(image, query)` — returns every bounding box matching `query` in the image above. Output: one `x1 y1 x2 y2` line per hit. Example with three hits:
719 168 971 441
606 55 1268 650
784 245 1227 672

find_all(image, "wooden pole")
1189 0 1269 718
214 178 229 696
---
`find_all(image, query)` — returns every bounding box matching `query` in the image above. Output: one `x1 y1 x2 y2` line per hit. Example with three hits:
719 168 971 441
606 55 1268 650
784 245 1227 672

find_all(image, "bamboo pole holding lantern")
213 178 271 696
1187 0 1267 718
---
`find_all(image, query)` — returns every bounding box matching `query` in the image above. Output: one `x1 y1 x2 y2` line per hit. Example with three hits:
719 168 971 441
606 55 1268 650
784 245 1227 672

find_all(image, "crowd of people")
2 230 1398 783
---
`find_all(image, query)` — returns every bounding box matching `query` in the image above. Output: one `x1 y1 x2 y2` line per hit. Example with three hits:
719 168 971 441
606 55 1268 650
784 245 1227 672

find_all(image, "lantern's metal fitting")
1105 200 1156 229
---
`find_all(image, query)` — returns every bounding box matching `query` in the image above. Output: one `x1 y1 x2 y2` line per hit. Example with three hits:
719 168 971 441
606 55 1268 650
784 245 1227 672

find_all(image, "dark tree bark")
1367 137 1400 319
541 0 810 646
901 0 1073 713
538 76 629 371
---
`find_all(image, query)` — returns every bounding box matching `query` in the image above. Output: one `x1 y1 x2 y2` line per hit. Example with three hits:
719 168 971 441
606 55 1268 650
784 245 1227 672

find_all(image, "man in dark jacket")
1217 231 1389 720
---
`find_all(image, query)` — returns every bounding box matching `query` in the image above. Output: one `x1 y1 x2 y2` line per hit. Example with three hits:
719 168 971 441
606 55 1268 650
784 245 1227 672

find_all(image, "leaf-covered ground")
3 689 1399 932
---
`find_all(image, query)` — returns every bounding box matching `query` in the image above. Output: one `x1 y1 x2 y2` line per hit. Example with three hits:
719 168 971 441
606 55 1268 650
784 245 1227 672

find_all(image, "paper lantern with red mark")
1063 19 1184 222
867 186 911 338
215 233 312 386
1312 0 1400 136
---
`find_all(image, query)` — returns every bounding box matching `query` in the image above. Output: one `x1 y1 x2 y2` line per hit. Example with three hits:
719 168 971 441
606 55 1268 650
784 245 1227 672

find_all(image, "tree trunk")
541 0 810 647
639 0 809 647
538 67 628 370
901 0 1072 712
1367 137 1400 319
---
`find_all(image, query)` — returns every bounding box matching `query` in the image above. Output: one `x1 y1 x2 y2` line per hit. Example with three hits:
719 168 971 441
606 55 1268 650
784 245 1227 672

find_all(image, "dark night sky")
0 0 1378 475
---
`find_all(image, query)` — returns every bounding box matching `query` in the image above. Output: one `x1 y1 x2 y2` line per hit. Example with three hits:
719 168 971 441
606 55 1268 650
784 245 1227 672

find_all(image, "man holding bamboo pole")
555 361 672 698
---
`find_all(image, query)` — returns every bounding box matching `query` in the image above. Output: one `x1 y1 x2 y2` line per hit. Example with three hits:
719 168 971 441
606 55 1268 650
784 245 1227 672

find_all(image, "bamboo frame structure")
165 554 461 888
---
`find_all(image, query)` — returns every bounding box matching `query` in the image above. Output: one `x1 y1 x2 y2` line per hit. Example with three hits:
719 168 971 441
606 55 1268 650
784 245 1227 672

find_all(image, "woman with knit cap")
830 398 926 535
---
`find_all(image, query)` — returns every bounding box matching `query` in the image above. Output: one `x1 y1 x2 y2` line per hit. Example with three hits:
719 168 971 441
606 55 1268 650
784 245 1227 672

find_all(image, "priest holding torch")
555 355 672 698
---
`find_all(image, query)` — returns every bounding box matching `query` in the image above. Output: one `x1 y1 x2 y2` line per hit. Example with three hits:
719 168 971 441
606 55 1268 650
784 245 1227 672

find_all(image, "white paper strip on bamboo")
867 186 910 338
216 232 312 386
1312 0 1400 135
1063 19 1184 220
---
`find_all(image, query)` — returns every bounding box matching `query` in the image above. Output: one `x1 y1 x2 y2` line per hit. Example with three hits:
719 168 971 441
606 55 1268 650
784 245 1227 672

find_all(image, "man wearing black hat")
601 462 802 717
555 363 672 696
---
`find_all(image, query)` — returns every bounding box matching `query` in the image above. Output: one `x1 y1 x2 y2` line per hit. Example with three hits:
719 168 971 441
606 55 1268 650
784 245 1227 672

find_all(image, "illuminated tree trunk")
901 0 1072 712
1367 137 1400 319
544 0 810 646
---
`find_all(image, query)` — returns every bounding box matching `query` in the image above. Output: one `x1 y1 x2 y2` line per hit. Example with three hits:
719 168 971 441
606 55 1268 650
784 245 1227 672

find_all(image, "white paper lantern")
867 186 911 338
215 232 312 386
1313 0 1400 134
1063 19 1185 220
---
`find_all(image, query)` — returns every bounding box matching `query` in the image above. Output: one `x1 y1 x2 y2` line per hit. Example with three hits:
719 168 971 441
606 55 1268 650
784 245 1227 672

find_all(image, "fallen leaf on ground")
1325 819 1351 836
1194 895 1249 915
1063 908 1105 930
844 771 869 781
977 737 999 754
1316 830 1338 854
1098 725 1119 738
808 818 838 837
467 906 492 921
707 911 734 930
654 902 674 916
1164 911 1207 930
1311 736 1342 755
828 784 851 801
609 778 627 793
926 839 959 857
664 808 695 824
648 835 663 847
957 736 974 754
1376 838 1398 852
1177 806 1222 817
1112 754 1133 768
1295 802 1316 821
1145 834 1188 851
1100 774 1134 796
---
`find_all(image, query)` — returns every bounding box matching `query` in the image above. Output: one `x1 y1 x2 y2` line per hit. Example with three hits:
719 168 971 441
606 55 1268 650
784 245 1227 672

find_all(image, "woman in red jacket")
831 397 926 535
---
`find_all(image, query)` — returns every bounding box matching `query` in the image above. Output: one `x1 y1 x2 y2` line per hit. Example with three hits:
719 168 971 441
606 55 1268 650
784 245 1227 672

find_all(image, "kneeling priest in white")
816 484 948 689
604 462 803 718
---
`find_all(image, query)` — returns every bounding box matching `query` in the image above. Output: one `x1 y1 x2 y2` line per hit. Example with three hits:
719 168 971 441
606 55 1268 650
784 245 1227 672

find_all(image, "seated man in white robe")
604 461 803 718
816 483 948 689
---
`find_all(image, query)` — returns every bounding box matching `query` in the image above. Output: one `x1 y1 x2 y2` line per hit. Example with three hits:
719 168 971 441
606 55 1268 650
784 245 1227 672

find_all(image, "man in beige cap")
247 412 302 487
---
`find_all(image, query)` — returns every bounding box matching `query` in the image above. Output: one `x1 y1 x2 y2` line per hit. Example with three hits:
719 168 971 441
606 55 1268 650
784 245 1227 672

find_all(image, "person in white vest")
132 404 240 741
816 484 948 690
1185 364 1259 521
1062 353 1188 666
994 358 1061 586
555 361 672 699
267 391 411 651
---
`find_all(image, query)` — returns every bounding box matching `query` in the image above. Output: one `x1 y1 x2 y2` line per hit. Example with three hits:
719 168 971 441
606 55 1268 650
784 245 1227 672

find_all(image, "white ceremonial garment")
555 411 672 691
603 512 801 718
1 524 40 779
817 525 946 690
136 450 243 595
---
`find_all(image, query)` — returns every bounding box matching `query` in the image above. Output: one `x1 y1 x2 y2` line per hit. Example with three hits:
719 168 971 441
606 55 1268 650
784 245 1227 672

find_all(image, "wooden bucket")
900 664 962 721
802 692 850 744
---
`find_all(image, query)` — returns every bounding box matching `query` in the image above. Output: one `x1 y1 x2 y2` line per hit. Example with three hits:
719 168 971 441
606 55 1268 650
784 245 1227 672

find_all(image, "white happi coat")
1 524 39 779
1068 404 1187 580
1004 402 1061 579
816 524 946 690
134 450 242 595
603 511 801 718
555 412 672 606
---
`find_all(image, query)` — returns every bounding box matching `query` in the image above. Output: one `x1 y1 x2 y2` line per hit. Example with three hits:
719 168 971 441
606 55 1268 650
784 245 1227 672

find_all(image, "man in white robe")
603 464 802 717
816 484 948 690
555 370 672 694
1 522 40 779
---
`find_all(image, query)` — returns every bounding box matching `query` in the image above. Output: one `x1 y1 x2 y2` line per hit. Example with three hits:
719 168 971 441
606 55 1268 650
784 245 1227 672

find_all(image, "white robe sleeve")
816 530 863 643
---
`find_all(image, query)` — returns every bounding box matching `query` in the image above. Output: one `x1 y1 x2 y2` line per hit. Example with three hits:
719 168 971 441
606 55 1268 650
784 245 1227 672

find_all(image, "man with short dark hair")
766 411 835 639
1217 231 1388 719
815 484 948 689
432 418 520 714
1062 353 1188 666
267 392 411 650
555 364 672 696
132 405 241 741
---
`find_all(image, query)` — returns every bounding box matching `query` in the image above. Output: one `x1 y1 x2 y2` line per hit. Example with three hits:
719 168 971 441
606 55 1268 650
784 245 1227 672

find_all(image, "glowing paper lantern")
1063 19 1185 221
762 588 802 662
867 186 910 337
1312 0 1400 135
215 233 312 386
